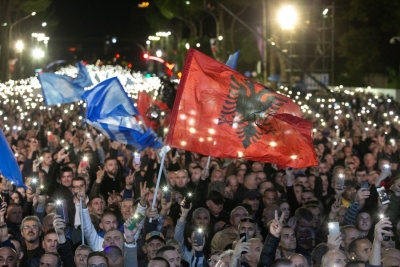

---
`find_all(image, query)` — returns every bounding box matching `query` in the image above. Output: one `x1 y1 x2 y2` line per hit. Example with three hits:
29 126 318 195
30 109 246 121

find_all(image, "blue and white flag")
0 130 24 187
38 62 93 106
82 77 162 150
225 50 240 69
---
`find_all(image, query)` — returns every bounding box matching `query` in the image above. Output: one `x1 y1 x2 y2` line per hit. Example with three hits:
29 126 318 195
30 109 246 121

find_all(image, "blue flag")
225 50 240 69
0 130 24 187
82 77 162 150
38 62 93 106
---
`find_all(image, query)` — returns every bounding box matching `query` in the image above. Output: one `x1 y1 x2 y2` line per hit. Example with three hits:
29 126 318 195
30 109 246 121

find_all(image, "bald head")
382 256 400 267
289 253 308 267
321 250 348 267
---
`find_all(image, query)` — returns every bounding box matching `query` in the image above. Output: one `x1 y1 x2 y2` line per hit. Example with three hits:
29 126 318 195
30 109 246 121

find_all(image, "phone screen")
377 187 390 204
329 222 340 236
194 230 204 246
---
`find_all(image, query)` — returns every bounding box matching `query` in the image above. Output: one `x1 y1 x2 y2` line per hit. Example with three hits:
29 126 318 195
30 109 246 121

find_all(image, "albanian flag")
137 91 171 130
166 49 318 168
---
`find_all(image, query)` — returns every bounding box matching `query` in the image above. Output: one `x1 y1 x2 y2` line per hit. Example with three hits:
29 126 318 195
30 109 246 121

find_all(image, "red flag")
137 91 171 130
166 49 317 168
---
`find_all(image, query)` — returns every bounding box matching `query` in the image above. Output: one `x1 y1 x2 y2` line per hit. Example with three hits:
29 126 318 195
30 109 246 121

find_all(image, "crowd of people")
1 75 400 267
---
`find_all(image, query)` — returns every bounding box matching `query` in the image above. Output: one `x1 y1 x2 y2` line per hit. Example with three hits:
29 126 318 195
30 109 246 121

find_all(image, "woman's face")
11 192 20 204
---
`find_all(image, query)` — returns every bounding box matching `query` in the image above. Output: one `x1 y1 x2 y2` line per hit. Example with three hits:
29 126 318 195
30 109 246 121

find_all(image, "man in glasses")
20 216 44 266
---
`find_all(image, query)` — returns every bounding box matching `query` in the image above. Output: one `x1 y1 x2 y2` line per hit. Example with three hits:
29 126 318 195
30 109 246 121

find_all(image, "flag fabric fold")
0 129 25 187
225 50 240 69
82 77 162 150
38 62 93 106
137 91 171 130
165 49 317 168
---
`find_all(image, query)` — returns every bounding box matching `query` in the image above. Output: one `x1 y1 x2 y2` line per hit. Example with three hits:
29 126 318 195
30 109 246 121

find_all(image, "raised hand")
124 218 142 244
56 148 69 163
375 217 393 243
53 215 67 244
327 233 342 251
270 210 285 238
139 182 149 207
96 166 104 183
232 236 251 258
354 188 370 205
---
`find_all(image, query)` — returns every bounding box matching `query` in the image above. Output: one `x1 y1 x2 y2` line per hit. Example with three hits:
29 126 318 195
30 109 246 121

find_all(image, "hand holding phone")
377 186 390 205
55 200 69 224
162 186 171 202
194 228 204 246
328 222 340 236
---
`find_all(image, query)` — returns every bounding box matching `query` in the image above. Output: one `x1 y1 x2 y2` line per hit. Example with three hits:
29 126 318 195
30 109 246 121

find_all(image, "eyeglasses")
23 225 39 230
240 217 255 223
89 264 107 267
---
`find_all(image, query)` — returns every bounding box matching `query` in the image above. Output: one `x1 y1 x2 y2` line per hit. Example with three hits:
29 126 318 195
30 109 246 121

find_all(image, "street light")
9 12 36 48
42 22 47 27
390 37 400 44
32 48 44 59
278 6 297 30
156 50 162 57
15 40 24 52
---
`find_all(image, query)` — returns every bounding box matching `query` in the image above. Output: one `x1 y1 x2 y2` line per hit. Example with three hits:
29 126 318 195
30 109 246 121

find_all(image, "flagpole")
137 114 170 187
149 150 167 223
206 156 211 170
79 196 84 245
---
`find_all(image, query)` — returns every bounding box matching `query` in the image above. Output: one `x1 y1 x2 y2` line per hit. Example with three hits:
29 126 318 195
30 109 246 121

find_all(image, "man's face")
263 191 277 206
100 214 118 232
43 153 52 166
255 172 267 185
301 192 314 205
72 180 85 197
230 208 248 227
0 247 17 267
294 186 303 202
252 162 263 172
319 163 330 174
336 207 347 223
105 159 118 176
245 173 258 189
191 169 201 184
89 198 105 217
243 198 260 213
353 239 373 261
207 200 224 215
247 239 262 264
211 170 224 182
355 170 367 184
239 221 256 238
308 176 315 190
21 220 41 243
175 171 189 188
40 254 58 267
323 251 349 267
280 228 296 251
121 200 133 220
163 250 181 267
42 233 58 253
342 228 359 250
259 181 273 196
227 176 239 192
103 230 124 250
344 186 356 201
296 177 309 188
6 206 22 224
193 211 210 228
88 256 108 267
308 207 321 229
364 155 376 168
145 239 165 260
357 213 372 232
74 249 91 267
61 171 73 188
168 172 176 186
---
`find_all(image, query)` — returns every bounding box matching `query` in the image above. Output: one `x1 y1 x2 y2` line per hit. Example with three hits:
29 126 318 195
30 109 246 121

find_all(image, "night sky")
49 0 150 67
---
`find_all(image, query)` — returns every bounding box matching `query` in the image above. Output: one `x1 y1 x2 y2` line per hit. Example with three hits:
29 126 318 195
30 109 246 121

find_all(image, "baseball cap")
244 189 261 200
145 231 165 242
207 190 225 205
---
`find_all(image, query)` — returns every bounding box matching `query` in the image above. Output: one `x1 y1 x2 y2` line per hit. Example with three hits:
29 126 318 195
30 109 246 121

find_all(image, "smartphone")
55 200 69 223
63 146 69 155
128 213 145 230
336 174 345 190
30 178 38 194
328 222 340 236
377 186 390 205
134 152 141 165
194 229 204 246
183 193 192 209
360 181 369 190
239 232 249 242
163 186 171 202
383 164 391 170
